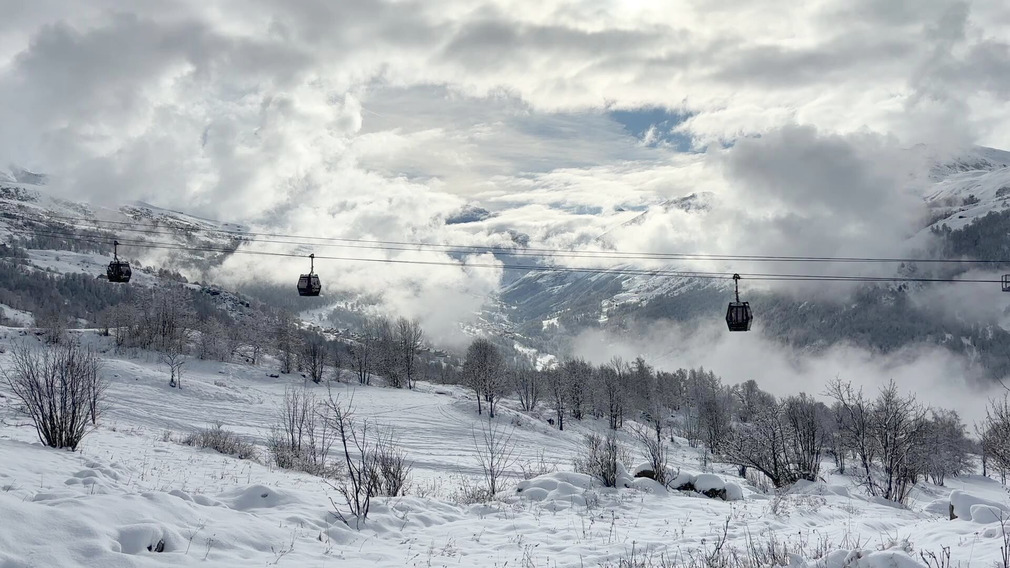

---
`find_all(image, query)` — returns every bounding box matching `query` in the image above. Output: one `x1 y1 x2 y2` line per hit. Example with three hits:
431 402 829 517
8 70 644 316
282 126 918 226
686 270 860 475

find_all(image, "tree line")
446 337 1000 504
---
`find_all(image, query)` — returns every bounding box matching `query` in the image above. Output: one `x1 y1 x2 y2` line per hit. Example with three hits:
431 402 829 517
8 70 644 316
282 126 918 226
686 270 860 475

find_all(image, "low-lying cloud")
571 319 1002 425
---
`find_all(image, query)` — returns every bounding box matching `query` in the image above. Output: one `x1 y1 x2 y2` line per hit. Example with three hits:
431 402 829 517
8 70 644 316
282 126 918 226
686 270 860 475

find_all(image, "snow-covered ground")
0 304 33 326
1 329 1009 567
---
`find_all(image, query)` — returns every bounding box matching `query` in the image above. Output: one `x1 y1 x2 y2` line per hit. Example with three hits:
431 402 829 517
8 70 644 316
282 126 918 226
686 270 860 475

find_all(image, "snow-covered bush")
3 339 106 451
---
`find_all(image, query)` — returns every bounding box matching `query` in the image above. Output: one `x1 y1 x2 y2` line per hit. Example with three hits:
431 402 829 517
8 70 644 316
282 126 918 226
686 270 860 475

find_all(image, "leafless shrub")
375 431 412 496
3 339 106 450
633 423 669 486
322 391 413 525
323 392 376 525
919 546 952 568
519 448 558 480
183 423 258 461
575 432 623 487
449 476 494 505
745 469 773 494
267 387 337 477
602 516 861 568
998 516 1010 568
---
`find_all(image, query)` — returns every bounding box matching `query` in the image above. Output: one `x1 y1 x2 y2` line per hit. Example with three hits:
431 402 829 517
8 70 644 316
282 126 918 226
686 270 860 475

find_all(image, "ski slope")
0 329 1009 567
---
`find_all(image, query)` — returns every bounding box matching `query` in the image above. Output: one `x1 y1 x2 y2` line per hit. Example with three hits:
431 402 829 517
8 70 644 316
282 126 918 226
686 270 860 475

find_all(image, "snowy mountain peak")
7 165 49 186
927 146 1010 182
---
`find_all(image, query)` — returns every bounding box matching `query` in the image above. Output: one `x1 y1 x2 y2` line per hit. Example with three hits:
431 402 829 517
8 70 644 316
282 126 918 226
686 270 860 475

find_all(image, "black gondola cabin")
297 253 322 296
726 273 752 332
107 240 132 283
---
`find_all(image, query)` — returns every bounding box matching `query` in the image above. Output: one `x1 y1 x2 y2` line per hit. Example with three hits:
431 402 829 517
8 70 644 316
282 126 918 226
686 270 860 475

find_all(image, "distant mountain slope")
493 147 1010 381
0 180 250 275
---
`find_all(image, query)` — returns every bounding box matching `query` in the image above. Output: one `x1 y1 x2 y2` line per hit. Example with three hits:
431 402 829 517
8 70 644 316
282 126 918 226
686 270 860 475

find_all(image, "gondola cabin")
297 273 321 296
725 273 752 332
726 301 752 331
297 253 322 296
107 261 132 283
1003 274 1010 292
106 240 132 283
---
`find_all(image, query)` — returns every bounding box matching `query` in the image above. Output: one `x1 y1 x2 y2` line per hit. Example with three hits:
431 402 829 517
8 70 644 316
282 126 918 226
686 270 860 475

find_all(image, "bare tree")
782 394 829 481
472 415 518 496
825 380 876 489
396 317 424 389
869 381 926 503
239 316 269 365
36 304 68 345
160 339 187 389
463 338 505 417
657 369 686 412
695 373 733 454
734 379 775 423
330 341 345 382
979 394 1010 481
302 335 326 384
373 317 400 387
826 379 926 502
599 357 628 430
546 366 566 430
628 357 655 414
4 339 106 450
103 303 135 349
718 394 829 489
274 312 299 374
916 409 973 486
196 317 228 362
351 324 373 385
561 358 591 421
513 363 541 412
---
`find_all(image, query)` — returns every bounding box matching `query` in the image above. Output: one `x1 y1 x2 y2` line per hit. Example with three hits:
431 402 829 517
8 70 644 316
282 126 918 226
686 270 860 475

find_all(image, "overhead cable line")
4 211 1005 266
2 225 1002 285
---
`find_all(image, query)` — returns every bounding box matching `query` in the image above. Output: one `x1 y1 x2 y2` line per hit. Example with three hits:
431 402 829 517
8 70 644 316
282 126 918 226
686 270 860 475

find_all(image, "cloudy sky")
2 0 1009 337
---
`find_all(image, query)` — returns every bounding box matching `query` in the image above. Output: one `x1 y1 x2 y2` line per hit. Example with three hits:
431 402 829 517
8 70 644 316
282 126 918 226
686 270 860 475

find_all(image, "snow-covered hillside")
1 329 1009 567
0 177 250 280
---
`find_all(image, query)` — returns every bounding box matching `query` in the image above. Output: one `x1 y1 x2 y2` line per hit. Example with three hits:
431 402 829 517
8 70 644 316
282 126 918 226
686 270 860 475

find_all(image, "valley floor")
0 330 1008 567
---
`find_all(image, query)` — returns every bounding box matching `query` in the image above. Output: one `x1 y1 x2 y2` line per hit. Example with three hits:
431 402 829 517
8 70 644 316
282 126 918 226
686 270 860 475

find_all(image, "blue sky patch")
608 108 693 151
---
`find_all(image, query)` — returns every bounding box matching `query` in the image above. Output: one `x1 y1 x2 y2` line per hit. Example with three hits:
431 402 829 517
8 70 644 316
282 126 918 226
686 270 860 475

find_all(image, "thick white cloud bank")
2 0 1009 348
